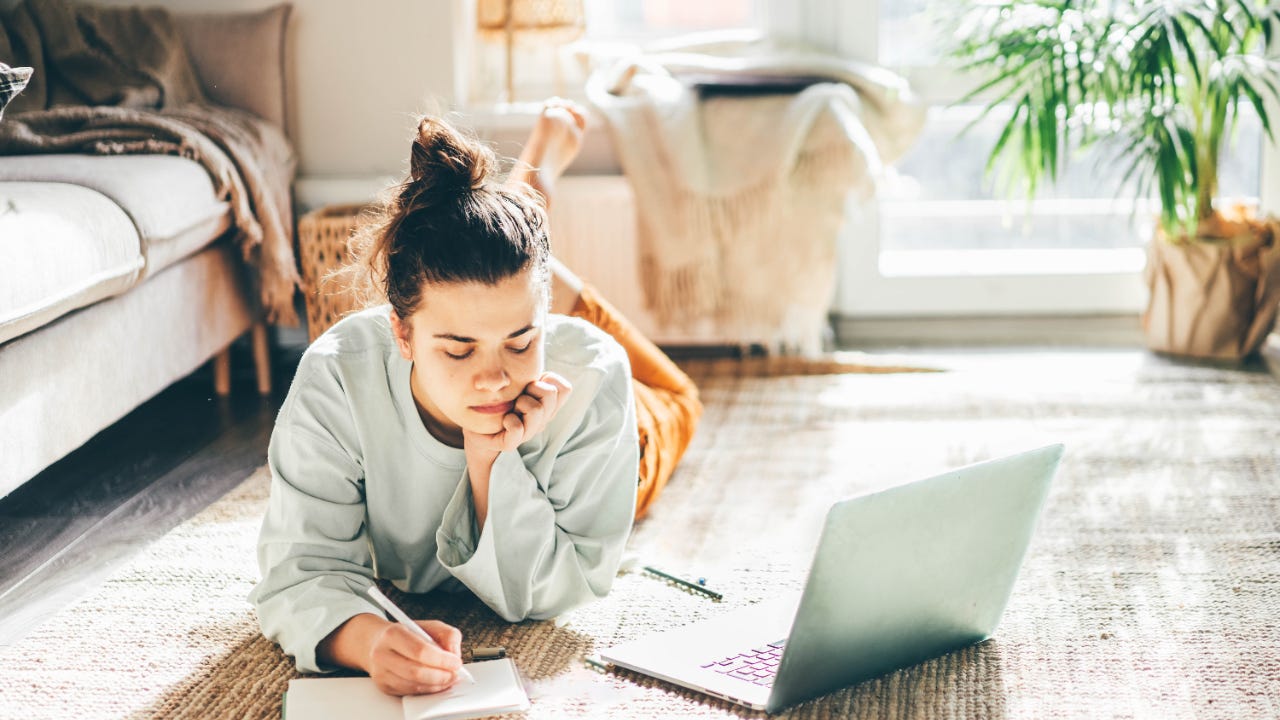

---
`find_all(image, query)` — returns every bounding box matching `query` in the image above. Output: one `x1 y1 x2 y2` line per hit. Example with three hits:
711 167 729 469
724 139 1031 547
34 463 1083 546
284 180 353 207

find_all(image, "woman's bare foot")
507 99 589 315
509 97 587 208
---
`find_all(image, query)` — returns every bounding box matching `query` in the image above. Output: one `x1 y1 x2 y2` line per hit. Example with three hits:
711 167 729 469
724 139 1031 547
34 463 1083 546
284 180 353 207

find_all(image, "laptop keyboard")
700 639 786 687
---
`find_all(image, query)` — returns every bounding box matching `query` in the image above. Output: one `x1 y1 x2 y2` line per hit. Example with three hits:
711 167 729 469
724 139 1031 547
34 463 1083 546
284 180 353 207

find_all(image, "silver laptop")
600 443 1064 714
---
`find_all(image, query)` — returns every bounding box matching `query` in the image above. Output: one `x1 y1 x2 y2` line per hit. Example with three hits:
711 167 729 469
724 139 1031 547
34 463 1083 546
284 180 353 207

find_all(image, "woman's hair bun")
337 112 550 320
408 116 494 196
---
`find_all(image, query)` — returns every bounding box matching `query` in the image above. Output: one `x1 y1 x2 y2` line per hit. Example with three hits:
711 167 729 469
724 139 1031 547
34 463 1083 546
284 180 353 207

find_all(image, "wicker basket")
296 202 373 343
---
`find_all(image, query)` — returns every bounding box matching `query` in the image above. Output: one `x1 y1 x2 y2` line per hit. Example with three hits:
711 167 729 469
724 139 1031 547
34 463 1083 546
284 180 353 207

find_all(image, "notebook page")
401 658 530 720
284 676 402 720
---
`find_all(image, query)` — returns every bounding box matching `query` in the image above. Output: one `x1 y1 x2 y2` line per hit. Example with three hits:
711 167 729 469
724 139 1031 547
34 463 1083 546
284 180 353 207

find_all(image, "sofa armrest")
172 3 293 132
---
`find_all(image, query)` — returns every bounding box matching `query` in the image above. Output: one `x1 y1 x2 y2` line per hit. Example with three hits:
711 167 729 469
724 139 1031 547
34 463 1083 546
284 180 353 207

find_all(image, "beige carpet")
2 350 1278 719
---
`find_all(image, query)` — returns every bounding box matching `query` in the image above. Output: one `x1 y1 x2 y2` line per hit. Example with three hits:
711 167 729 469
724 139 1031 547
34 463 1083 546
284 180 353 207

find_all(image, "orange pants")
570 285 703 519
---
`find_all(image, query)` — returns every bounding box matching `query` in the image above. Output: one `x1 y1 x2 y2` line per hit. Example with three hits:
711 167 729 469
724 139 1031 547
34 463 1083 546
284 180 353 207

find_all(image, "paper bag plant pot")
1143 210 1280 361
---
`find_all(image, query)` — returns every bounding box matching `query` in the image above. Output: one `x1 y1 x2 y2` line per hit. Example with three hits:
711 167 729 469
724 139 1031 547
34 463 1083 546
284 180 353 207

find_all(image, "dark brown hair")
338 115 550 324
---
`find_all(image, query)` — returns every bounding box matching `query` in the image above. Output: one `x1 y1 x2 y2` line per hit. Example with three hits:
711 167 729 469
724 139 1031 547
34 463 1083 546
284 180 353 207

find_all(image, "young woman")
250 100 702 695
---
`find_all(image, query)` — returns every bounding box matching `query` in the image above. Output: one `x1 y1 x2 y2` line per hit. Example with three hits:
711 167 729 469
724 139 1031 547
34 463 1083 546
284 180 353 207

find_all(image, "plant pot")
1142 209 1280 361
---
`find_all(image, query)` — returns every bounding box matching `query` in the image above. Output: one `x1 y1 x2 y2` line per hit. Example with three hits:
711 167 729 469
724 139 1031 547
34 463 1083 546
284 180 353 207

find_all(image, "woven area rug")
2 350 1278 719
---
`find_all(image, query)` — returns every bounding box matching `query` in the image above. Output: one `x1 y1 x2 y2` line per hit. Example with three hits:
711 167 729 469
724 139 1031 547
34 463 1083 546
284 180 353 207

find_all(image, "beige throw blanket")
586 38 925 352
0 0 301 325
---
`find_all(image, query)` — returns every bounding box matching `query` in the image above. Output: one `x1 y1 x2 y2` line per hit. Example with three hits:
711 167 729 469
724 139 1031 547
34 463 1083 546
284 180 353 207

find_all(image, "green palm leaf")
946 0 1280 237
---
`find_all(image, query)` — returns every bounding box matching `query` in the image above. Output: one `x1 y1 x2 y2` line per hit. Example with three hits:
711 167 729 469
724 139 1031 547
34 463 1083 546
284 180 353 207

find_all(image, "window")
829 0 1273 316
584 0 759 40
466 0 762 105
879 105 1262 259
877 0 939 68
877 1 1262 259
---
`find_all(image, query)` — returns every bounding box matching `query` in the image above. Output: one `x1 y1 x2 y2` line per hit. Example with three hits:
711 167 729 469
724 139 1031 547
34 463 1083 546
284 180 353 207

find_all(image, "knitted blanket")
0 0 205 114
586 38 925 352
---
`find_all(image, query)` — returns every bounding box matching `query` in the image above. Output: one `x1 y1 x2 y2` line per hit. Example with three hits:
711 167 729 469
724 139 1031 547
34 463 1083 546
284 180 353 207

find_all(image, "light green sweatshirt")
249 305 638 673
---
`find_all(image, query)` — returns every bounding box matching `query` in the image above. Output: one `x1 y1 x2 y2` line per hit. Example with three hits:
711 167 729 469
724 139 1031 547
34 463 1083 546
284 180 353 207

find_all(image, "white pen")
365 584 477 685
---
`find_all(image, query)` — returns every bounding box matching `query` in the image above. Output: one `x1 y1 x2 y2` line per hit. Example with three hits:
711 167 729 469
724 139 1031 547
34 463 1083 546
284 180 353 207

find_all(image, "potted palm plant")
947 0 1280 360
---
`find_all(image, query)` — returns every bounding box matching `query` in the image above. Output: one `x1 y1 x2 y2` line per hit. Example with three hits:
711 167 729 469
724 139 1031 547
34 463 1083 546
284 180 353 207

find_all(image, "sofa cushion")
0 181 144 345
173 4 293 130
0 154 231 278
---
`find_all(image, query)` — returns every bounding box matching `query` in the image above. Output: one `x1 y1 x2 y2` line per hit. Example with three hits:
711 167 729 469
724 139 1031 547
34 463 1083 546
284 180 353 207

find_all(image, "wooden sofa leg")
214 347 232 396
251 322 272 396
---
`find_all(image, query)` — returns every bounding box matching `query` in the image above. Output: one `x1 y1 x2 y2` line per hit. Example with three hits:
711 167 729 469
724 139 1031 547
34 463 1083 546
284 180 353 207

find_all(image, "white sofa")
0 4 294 498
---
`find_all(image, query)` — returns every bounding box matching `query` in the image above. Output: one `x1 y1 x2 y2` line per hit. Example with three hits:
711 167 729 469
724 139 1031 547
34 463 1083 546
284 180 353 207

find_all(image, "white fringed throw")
586 39 925 353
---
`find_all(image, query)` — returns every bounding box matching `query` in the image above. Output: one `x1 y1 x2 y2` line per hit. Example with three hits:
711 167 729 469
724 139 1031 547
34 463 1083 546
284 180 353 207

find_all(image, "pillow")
0 63 33 121
172 4 293 131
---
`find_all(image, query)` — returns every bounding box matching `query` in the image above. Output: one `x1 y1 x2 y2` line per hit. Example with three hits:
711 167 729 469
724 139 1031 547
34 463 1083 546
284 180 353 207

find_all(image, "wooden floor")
0 341 301 648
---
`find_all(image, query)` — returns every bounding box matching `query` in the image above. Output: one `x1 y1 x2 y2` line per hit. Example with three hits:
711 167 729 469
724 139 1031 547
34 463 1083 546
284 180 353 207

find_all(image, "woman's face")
391 266 547 446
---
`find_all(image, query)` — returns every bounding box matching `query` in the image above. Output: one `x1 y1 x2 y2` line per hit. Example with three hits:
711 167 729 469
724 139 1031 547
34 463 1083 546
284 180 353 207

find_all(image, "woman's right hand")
366 619 464 696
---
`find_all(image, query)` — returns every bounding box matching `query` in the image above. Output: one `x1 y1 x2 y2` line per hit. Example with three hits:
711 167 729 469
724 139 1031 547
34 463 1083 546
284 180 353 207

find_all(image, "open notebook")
283 658 529 720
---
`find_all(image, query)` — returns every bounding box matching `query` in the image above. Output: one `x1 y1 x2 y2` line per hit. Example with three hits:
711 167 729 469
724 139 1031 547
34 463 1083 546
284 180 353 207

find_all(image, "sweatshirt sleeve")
248 403 382 674
435 369 639 622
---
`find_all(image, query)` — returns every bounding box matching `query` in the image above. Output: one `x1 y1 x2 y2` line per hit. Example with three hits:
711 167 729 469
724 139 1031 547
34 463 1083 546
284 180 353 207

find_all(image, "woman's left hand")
465 371 572 454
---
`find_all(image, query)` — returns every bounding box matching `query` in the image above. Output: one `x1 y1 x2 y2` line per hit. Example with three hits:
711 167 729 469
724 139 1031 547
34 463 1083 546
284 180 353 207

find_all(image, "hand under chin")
469 413 512 437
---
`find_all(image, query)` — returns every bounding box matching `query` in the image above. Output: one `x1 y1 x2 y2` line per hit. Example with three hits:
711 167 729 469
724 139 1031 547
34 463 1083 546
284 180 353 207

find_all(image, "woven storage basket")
296 202 373 343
